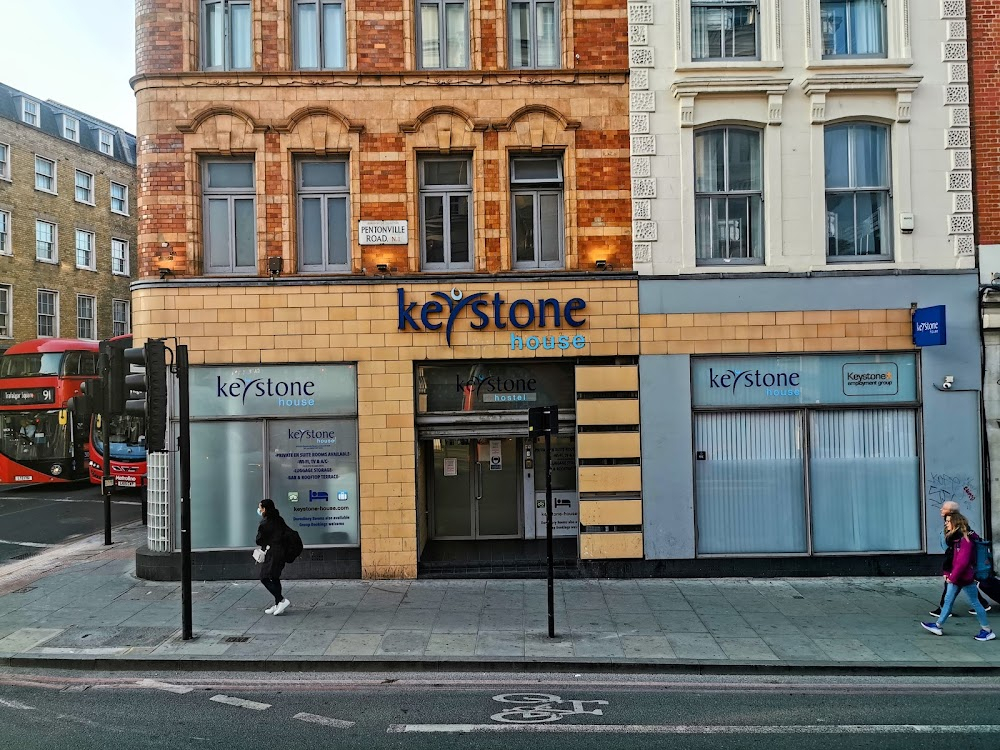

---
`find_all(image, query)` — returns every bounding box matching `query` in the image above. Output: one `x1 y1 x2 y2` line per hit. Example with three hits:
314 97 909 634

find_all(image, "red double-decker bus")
86 336 148 489
0 338 99 485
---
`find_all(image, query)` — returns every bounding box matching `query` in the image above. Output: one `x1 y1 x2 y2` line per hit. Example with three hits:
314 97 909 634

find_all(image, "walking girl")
255 498 291 615
921 512 994 641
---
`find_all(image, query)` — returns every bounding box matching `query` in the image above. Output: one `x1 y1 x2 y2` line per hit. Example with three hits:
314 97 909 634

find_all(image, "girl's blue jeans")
937 582 990 628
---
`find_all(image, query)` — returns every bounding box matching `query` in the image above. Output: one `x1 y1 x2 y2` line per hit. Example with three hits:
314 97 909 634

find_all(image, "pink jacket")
948 531 980 586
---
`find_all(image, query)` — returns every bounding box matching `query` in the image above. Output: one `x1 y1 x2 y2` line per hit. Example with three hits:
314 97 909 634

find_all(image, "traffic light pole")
177 344 193 641
99 347 113 546
544 430 555 639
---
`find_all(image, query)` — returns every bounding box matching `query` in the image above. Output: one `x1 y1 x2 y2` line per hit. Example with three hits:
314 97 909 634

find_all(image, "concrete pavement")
0 522 997 672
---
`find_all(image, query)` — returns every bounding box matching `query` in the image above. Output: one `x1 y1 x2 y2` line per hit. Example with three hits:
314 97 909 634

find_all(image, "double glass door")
431 437 521 539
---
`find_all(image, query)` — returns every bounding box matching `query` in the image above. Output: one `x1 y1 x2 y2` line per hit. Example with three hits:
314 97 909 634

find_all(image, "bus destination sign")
0 388 56 406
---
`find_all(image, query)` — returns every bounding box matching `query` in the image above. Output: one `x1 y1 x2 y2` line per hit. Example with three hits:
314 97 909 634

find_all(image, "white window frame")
77 295 96 341
806 0 909 67
678 0 781 69
0 284 10 338
35 220 57 263
75 170 95 205
0 142 10 180
21 98 39 127
112 238 130 276
34 156 56 194
294 0 348 70
416 0 470 70
98 130 114 156
37 289 59 338
75 229 96 270
110 181 129 215
0 210 9 256
112 299 131 338
201 0 254 72
63 115 80 142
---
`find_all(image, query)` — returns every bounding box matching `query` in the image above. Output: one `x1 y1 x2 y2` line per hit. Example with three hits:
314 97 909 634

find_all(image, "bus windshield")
0 411 71 462
92 414 147 460
0 353 64 378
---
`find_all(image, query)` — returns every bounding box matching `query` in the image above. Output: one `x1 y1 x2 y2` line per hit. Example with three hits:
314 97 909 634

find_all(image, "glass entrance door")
430 437 521 539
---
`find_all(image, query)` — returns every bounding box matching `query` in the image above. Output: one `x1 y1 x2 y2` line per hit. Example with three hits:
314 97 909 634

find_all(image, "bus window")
61 352 81 376
0 411 69 462
80 353 98 376
0 353 62 377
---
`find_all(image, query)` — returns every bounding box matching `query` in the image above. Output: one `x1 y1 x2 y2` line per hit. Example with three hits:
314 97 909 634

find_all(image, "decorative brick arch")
400 107 490 272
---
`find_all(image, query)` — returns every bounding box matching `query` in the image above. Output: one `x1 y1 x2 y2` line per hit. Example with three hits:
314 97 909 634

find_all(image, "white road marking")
293 712 355 728
387 724 1000 734
0 539 58 548
0 698 36 710
210 695 271 711
137 679 194 695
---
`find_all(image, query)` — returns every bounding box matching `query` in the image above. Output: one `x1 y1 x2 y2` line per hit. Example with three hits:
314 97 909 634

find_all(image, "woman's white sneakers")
264 604 278 615
273 599 291 615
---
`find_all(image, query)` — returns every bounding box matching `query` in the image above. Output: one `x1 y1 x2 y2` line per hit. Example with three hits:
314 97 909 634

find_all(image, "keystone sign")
397 288 586 347
912 305 947 347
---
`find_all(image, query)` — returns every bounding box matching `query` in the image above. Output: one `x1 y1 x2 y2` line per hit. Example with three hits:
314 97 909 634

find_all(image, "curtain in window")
323 2 346 68
327 196 348 266
809 409 920 552
847 0 884 55
229 2 252 69
445 3 468 67
536 1 558 67
296 2 319 68
690 7 718 59
420 3 441 67
204 1 225 68
510 2 531 67
695 411 808 554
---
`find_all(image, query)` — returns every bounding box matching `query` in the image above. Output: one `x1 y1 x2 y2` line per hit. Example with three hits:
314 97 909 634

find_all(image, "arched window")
825 122 891 261
694 127 763 264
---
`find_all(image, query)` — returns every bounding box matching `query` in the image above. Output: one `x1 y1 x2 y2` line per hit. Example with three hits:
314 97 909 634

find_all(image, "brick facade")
0 99 137 347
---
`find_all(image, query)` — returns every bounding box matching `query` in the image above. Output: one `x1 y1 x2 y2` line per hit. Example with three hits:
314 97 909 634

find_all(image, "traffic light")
125 339 169 452
107 346 127 415
78 376 106 415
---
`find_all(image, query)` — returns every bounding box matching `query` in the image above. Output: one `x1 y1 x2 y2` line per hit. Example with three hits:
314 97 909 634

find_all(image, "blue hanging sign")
912 305 947 347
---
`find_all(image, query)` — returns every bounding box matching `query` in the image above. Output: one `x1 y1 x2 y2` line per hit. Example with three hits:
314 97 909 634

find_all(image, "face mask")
257 507 263 517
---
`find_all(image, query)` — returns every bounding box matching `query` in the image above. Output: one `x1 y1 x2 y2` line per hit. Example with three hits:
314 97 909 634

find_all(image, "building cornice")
670 76 794 98
801 73 923 96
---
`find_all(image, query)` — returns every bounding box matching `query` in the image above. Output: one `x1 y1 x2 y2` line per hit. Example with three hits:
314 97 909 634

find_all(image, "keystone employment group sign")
396 287 587 348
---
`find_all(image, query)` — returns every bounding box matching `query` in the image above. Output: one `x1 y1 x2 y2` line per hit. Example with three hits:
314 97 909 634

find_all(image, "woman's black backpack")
283 525 304 563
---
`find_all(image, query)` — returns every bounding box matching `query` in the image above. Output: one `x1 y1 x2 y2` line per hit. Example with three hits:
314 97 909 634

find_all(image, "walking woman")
921 512 994 641
256 498 291 615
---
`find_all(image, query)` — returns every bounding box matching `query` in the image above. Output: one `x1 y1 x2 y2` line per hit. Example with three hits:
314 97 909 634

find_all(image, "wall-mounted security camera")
942 375 955 390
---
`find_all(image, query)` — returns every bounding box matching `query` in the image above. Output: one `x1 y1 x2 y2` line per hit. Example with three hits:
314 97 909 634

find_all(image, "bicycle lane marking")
489 693 609 724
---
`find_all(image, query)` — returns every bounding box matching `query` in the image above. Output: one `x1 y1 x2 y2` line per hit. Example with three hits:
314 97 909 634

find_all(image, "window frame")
98 130 114 156
824 121 893 262
296 158 351 273
0 210 9 256
201 0 254 72
819 0 888 60
508 0 560 69
37 289 59 338
110 181 129 215
293 0 348 70
63 115 80 142
202 158 258 275
75 229 96 271
34 156 56 194
690 0 761 62
416 0 470 70
76 294 96 341
0 142 10 180
112 299 130 338
0 284 10 338
418 156 475 271
75 170 95 205
21 98 39 127
693 125 765 266
112 238 130 277
510 156 565 269
35 220 57 264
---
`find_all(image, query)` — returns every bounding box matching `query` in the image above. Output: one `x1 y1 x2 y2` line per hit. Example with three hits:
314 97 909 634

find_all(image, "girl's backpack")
974 539 994 582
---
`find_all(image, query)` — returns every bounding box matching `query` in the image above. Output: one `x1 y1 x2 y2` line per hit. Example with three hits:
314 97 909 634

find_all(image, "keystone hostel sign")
397 288 587 347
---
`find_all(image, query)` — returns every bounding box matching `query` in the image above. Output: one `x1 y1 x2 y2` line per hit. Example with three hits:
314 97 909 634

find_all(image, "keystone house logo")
709 368 802 398
397 288 586 347
216 376 317 406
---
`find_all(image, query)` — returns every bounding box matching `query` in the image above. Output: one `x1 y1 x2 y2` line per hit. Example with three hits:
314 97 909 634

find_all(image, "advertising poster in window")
266 419 359 546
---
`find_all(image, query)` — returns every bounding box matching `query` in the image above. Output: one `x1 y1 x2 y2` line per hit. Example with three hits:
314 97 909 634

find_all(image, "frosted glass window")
695 411 807 554
809 409 920 552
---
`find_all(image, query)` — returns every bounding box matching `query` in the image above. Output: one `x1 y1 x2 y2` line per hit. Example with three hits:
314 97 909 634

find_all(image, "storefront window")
534 434 576 491
417 362 575 413
809 409 920 552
